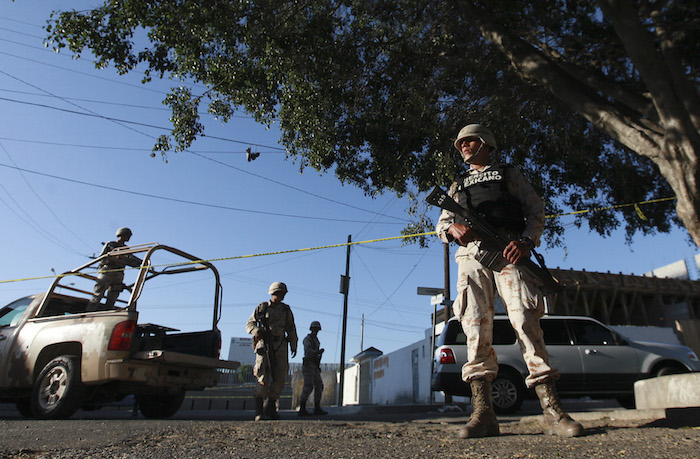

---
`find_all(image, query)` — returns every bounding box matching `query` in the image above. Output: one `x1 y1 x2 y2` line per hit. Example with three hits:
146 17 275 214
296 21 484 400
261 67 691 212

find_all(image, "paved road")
0 399 698 458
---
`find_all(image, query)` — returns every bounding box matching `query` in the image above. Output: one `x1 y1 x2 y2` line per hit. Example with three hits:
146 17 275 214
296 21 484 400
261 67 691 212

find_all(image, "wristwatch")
519 237 534 249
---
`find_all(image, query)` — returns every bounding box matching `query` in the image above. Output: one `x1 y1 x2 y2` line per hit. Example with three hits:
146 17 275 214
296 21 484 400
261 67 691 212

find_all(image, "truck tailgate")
131 350 240 370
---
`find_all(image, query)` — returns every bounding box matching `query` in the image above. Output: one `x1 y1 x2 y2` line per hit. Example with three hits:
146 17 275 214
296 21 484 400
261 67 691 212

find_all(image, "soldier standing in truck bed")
87 227 141 311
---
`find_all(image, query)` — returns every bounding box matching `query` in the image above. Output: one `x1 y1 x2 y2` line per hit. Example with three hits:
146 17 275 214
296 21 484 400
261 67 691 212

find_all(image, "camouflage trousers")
300 364 324 405
452 247 559 388
88 270 125 310
253 338 289 399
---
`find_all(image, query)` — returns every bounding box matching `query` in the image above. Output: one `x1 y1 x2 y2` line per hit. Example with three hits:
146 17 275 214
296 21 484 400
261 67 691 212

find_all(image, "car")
432 315 700 413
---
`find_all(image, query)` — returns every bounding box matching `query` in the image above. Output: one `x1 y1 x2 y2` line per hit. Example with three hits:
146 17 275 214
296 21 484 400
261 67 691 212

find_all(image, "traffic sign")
417 287 444 296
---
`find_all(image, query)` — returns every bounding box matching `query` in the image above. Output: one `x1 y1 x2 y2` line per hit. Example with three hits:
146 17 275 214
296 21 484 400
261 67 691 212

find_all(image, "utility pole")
360 314 364 352
443 242 451 323
338 234 351 407
443 242 453 404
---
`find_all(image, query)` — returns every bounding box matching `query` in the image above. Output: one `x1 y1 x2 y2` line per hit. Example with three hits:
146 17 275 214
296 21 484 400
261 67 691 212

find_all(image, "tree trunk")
456 0 700 246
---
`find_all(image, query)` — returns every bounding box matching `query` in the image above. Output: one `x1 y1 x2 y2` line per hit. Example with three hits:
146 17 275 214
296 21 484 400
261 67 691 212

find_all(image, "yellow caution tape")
545 196 675 219
1 195 677 285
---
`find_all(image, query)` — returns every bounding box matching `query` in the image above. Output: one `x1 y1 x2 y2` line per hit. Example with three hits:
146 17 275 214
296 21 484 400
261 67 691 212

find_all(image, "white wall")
340 363 360 405
370 337 433 405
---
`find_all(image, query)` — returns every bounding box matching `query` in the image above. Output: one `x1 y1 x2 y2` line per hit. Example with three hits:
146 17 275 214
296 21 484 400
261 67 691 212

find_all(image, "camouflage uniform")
246 301 298 400
300 332 324 406
436 162 558 388
88 240 141 310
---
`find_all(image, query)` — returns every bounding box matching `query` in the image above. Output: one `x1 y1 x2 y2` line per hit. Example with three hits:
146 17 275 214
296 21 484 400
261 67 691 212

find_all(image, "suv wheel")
654 365 686 377
491 371 525 414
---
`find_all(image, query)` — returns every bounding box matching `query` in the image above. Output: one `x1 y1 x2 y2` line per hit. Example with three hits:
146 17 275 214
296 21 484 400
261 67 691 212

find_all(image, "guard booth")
340 347 383 405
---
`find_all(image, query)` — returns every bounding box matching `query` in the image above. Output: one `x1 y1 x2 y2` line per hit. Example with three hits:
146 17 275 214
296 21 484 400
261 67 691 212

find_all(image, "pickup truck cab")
0 243 239 419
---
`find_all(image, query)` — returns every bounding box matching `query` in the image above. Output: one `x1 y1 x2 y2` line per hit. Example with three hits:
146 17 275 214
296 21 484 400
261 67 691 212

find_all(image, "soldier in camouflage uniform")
87 227 142 311
246 282 298 421
298 320 327 416
436 124 583 438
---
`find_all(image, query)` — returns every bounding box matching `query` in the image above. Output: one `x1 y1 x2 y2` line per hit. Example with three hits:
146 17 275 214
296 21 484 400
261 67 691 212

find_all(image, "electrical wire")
0 162 403 225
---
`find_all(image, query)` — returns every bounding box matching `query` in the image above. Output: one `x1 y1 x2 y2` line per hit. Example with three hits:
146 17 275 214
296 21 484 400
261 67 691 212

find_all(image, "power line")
0 50 168 94
0 141 93 254
0 74 407 222
0 136 281 154
0 94 286 151
0 162 404 225
0 88 254 119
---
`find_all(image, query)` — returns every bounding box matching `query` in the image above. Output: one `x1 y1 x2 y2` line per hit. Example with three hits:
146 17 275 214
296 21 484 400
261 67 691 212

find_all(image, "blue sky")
1 1 698 363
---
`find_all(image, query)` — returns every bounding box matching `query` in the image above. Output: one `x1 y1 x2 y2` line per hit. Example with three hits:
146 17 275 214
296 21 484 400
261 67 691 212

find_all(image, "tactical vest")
458 164 525 235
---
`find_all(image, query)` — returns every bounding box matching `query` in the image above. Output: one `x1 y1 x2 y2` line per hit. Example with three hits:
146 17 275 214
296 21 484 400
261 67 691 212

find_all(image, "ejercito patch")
463 169 503 187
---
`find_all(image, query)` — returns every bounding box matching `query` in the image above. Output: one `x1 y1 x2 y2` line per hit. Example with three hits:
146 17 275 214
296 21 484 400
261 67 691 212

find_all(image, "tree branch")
455 0 664 159
598 0 700 137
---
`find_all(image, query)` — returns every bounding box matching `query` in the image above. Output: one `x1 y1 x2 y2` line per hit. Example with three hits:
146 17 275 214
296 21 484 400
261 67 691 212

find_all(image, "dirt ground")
0 410 698 458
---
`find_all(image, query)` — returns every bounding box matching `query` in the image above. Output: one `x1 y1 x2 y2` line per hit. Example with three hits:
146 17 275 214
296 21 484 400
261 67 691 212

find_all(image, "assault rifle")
256 309 276 383
425 185 562 295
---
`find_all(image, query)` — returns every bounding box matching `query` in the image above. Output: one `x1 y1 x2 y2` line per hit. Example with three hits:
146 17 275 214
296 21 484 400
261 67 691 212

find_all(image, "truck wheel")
137 391 186 419
491 371 525 414
31 356 84 420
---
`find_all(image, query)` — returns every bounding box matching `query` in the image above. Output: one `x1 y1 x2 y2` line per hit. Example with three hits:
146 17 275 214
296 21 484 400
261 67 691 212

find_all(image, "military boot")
298 400 311 417
254 397 266 422
313 402 328 415
535 381 584 437
459 379 500 438
264 398 280 420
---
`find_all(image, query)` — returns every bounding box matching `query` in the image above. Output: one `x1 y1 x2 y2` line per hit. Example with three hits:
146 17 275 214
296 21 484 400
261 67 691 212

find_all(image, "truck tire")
137 390 186 419
31 355 84 420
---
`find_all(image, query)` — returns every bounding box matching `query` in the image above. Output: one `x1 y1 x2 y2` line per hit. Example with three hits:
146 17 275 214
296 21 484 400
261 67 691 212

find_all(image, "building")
340 265 700 407
227 337 255 367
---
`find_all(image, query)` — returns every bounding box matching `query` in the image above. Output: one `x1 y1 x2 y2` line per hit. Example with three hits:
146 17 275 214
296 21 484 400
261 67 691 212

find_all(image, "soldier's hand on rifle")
448 223 480 245
503 240 530 265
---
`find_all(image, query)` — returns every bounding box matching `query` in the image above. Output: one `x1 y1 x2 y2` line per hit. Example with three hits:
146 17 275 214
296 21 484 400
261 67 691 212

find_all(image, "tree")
44 0 698 245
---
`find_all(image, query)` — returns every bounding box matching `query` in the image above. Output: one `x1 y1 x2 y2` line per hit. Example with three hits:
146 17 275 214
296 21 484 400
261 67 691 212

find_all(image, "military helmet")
310 321 322 331
268 282 288 295
116 227 133 238
454 124 497 151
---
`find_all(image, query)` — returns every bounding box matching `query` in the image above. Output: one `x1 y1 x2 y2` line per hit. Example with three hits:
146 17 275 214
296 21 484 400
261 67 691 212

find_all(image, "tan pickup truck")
0 244 239 419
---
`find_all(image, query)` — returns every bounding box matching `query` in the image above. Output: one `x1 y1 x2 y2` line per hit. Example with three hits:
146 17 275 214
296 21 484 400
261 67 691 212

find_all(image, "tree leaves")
44 0 692 243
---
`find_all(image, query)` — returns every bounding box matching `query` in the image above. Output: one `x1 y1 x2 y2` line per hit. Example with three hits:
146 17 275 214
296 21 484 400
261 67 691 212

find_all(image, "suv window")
443 321 466 345
568 319 616 345
541 320 572 345
443 319 517 345
493 320 516 345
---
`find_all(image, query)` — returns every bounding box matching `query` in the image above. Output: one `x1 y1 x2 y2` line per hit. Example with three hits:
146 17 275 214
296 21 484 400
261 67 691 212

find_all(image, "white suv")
432 315 700 413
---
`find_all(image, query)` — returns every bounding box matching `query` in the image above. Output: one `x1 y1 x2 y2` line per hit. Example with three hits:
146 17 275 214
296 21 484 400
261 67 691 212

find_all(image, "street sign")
417 287 444 296
430 294 444 305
